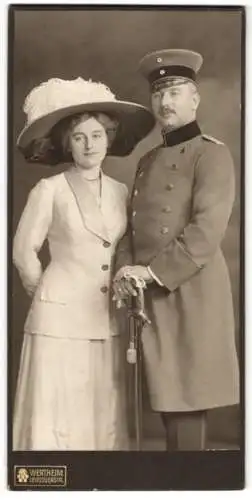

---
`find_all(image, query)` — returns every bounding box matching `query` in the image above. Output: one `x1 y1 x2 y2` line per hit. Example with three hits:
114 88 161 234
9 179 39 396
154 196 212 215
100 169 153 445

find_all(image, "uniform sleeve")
149 144 235 291
113 183 133 274
13 178 54 295
147 266 164 286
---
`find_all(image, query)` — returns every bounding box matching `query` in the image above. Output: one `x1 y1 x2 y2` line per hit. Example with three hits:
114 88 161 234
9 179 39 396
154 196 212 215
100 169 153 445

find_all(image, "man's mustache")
159 107 176 115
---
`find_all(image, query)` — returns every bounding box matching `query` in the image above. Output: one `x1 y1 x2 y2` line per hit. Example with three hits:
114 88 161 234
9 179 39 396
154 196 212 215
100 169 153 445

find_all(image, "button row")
132 227 170 236
134 184 175 194
132 206 172 217
133 183 175 196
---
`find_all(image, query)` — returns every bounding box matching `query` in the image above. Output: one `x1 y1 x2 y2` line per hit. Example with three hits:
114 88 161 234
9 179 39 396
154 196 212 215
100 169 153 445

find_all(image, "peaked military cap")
139 49 203 91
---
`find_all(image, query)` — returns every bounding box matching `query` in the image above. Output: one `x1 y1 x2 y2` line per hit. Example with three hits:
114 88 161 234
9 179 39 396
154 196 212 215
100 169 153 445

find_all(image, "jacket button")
161 227 169 235
171 164 178 170
103 241 111 248
162 206 172 213
134 189 138 196
132 229 136 236
100 286 108 293
139 172 144 178
132 210 137 217
101 264 109 271
166 183 174 191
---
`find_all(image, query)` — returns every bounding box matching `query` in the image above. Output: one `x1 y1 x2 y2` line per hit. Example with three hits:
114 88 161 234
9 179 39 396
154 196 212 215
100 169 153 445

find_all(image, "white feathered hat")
17 77 155 164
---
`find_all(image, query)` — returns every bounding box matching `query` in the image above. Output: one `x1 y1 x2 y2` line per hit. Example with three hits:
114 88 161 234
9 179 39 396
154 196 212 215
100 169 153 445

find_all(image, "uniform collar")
162 120 201 147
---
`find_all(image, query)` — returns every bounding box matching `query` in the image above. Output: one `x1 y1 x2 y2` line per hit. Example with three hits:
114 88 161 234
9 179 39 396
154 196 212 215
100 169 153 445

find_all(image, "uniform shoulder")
197 135 234 171
201 134 225 146
199 134 232 159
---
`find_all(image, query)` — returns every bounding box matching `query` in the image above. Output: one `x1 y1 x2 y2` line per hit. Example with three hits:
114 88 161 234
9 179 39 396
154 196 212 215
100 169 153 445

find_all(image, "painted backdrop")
11 8 242 448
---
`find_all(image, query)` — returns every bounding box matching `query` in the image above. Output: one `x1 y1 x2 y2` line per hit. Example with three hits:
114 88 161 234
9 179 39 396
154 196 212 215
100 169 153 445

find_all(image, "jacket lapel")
64 168 111 242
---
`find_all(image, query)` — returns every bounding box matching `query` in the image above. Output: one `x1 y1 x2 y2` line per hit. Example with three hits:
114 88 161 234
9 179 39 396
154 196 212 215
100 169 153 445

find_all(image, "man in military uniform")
113 49 240 450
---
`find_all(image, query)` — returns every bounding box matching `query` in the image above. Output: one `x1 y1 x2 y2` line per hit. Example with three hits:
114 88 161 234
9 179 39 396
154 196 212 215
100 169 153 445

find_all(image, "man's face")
151 81 200 130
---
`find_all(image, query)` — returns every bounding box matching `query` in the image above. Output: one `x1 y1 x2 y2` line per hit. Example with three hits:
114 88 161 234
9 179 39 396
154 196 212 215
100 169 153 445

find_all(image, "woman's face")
69 116 108 169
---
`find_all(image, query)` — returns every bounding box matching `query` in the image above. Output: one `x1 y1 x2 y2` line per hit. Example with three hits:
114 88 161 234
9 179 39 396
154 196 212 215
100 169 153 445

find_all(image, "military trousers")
160 410 207 451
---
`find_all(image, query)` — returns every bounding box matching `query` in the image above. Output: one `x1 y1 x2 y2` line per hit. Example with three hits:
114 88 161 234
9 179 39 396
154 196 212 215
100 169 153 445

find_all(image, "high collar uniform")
116 120 239 412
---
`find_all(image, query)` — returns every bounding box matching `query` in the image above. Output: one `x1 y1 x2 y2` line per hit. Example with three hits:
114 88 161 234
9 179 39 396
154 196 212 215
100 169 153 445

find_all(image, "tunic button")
101 264 109 271
171 164 178 170
162 206 172 213
132 229 136 236
139 172 144 177
166 183 174 191
100 286 108 293
134 189 138 196
161 227 169 235
132 210 136 217
103 241 111 248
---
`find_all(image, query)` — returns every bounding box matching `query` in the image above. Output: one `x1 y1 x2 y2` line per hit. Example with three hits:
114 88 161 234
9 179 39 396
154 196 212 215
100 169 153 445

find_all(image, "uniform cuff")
150 239 199 291
147 266 164 287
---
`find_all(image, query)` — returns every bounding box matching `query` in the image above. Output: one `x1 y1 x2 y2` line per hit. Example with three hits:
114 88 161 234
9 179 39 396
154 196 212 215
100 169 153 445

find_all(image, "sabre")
119 272 151 451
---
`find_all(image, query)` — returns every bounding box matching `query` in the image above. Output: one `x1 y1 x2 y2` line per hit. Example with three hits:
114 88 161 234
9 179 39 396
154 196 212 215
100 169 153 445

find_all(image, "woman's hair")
50 112 119 161
21 111 120 165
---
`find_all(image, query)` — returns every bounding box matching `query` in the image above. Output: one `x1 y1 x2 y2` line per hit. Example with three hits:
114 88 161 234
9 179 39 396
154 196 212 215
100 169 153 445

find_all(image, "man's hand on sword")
112 265 154 306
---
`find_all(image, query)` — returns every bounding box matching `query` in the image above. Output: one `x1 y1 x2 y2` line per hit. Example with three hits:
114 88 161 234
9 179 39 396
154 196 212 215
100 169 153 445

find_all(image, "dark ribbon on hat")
149 65 196 86
162 120 201 147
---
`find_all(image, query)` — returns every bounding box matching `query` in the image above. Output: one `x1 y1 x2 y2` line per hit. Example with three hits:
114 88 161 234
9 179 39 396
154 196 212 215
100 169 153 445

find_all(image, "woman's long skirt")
13 333 129 450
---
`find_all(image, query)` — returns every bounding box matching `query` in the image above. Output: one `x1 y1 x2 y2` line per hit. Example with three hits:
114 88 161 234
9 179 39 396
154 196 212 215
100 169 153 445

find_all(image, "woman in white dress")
12 77 154 450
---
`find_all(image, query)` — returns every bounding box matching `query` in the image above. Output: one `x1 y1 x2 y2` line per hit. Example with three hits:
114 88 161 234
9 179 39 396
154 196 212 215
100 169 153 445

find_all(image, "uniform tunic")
116 121 239 412
13 167 129 450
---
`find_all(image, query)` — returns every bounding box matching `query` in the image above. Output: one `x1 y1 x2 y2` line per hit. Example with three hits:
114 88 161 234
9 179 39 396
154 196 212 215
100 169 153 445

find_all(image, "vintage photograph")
8 5 244 490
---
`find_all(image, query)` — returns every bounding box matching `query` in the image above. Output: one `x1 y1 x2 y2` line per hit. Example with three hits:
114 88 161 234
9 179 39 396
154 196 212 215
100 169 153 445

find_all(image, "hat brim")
17 101 155 163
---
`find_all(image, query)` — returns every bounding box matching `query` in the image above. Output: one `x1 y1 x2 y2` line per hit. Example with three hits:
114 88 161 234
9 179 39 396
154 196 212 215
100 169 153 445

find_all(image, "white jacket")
13 167 128 339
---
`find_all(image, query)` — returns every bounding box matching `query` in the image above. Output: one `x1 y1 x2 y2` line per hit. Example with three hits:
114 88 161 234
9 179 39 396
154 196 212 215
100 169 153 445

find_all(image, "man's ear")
192 90 200 111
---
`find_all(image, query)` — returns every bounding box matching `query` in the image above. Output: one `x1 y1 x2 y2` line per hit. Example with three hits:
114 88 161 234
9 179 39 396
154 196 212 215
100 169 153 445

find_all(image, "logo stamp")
14 466 67 487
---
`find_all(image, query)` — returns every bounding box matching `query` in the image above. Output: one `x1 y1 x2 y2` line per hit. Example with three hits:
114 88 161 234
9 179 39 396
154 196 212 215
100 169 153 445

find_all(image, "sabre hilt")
125 274 151 364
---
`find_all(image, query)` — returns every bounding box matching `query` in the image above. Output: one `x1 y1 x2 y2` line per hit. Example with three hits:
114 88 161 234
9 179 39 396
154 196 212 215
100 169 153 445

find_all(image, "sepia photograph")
7 4 244 490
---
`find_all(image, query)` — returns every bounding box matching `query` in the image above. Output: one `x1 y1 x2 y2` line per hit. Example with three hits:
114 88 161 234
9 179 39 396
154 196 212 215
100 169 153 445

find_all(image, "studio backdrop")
10 7 243 448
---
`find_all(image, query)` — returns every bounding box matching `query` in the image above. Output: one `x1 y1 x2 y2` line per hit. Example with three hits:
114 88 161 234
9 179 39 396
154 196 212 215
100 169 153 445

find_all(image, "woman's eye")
92 133 102 139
